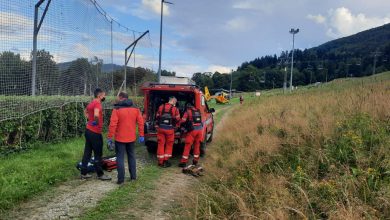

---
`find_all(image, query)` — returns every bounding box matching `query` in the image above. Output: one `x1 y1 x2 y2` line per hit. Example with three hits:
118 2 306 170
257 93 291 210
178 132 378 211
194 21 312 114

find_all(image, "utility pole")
372 49 381 75
157 0 173 83
289 28 299 92
32 0 51 96
283 67 287 93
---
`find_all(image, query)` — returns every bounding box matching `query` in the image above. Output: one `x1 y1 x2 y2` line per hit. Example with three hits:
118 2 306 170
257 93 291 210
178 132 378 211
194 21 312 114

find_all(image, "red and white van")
141 82 215 154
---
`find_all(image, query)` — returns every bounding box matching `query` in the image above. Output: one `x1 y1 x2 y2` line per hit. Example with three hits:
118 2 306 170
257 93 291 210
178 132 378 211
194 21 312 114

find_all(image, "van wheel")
146 141 157 154
200 132 207 157
207 127 214 143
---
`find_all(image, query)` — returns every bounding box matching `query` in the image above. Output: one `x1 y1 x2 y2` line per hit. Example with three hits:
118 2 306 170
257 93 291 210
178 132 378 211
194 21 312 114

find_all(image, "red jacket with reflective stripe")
156 103 180 128
108 102 144 143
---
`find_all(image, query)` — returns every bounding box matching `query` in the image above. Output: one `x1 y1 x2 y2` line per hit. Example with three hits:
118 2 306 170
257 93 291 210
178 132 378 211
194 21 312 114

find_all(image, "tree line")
0 50 175 96
192 24 390 92
191 43 390 92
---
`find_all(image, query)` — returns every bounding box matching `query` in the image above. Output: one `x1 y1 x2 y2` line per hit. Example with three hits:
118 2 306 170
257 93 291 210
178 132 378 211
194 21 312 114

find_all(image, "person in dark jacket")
107 92 144 185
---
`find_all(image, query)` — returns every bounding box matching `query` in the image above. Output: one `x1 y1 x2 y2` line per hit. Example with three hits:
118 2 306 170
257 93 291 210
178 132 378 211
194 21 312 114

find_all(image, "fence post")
75 102 78 137
37 110 42 139
19 117 23 149
60 105 63 139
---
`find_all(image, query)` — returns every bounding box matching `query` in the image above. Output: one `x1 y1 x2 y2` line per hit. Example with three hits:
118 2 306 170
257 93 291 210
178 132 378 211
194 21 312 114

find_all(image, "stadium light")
289 28 299 92
157 0 173 83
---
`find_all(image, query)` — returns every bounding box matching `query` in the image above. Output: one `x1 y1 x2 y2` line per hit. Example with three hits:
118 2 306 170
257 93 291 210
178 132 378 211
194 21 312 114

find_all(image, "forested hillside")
192 23 390 92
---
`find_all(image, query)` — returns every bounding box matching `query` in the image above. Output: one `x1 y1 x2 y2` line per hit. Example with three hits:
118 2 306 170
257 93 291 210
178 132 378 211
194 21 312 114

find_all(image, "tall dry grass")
183 73 390 219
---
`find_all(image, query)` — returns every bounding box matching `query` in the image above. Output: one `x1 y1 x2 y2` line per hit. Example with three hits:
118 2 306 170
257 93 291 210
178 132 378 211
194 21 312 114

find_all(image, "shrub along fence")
0 97 143 156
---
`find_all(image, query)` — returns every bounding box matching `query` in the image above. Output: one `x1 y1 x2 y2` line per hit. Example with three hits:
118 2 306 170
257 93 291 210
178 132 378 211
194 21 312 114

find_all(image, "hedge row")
0 97 143 155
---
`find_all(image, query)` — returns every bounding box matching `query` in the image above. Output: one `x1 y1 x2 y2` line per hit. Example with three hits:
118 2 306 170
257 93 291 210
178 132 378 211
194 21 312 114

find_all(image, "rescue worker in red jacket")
178 103 204 167
155 96 180 168
107 92 144 185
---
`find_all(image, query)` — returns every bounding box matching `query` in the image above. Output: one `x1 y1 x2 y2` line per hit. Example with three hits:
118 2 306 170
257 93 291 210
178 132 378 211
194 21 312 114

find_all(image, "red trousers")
157 128 175 164
181 129 203 163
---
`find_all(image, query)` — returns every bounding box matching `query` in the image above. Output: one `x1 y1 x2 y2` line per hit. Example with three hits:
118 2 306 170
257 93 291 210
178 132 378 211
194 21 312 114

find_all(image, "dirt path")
113 105 236 220
5 106 235 220
8 176 117 220
112 168 194 220
6 158 148 220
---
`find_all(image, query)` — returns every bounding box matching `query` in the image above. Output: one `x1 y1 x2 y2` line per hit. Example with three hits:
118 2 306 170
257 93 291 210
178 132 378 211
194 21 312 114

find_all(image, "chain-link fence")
0 0 153 122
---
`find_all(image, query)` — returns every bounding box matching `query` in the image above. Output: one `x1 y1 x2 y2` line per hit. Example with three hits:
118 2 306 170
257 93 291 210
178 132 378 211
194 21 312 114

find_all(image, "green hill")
193 24 390 92
312 23 390 56
186 72 390 219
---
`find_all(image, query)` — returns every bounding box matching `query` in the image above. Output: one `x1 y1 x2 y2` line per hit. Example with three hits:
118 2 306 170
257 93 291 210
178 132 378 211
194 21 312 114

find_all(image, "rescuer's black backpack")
159 105 174 126
184 109 202 132
191 109 202 124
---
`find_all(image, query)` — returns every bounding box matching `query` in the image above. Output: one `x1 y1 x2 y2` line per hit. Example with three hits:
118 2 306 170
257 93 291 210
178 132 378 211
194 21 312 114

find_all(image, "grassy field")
182 72 390 219
0 138 85 214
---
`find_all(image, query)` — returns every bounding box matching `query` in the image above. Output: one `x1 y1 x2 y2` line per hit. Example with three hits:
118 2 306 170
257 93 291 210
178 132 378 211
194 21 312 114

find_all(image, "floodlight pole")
32 0 51 96
124 30 149 92
157 0 173 83
283 67 287 93
229 69 233 99
289 28 299 92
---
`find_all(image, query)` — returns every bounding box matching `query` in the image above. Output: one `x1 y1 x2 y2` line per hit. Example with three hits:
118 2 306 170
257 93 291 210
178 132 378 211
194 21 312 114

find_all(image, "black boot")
164 160 172 168
178 162 187 168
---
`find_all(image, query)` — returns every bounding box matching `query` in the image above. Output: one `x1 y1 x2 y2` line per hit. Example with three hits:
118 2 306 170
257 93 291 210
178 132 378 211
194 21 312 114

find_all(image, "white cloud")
130 0 170 20
231 0 300 14
167 62 202 77
224 17 253 32
307 14 326 24
206 65 233 74
307 7 390 38
142 0 170 16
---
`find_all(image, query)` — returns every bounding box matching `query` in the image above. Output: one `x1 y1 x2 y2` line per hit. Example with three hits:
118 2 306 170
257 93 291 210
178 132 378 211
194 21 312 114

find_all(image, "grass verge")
0 137 85 215
79 165 163 220
182 72 390 219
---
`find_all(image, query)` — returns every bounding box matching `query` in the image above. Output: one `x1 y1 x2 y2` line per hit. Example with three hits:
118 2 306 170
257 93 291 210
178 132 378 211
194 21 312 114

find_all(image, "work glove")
89 120 98 126
138 136 145 143
107 138 114 151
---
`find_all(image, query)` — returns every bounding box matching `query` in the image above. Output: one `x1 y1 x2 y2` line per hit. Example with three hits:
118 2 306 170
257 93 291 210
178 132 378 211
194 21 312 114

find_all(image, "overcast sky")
4 0 390 76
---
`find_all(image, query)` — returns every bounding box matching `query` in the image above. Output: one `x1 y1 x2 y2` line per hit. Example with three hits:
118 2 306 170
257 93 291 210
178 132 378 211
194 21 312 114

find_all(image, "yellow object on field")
204 86 229 104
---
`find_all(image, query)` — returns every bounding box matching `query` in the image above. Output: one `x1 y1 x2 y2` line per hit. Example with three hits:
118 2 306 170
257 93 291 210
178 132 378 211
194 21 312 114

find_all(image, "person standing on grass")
240 95 244 105
81 88 112 181
107 92 144 185
179 103 203 167
155 96 180 168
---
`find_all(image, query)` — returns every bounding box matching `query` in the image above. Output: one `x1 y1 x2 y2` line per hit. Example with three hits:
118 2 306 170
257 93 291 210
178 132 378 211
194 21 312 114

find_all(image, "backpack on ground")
102 156 117 172
76 157 96 173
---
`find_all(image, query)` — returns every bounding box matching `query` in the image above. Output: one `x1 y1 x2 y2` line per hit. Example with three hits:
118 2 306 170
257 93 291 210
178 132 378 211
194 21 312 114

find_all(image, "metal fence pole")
111 20 114 93
32 0 51 96
32 5 38 96
133 32 137 96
